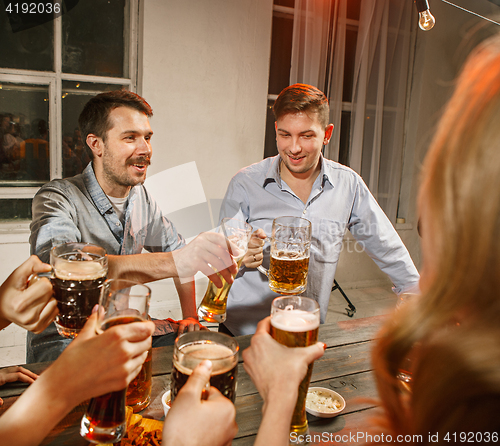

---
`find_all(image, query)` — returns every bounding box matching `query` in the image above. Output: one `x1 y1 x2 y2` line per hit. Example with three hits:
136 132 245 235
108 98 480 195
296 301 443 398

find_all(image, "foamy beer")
51 242 107 338
270 296 320 438
171 331 239 403
198 218 252 323
81 280 151 443
258 216 311 295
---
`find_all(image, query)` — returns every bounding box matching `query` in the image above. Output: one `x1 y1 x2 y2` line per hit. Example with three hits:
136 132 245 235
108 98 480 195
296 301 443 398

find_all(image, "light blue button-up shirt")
220 155 419 335
30 163 185 261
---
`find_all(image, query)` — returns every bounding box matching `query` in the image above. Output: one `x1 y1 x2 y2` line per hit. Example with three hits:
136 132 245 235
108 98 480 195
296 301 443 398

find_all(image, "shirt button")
116 222 120 226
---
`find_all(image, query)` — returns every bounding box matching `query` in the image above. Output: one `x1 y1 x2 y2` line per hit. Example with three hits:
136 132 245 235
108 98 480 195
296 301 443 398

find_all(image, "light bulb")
418 9 435 31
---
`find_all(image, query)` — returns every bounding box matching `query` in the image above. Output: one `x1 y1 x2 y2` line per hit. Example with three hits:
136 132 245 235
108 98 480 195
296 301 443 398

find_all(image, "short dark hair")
78 90 153 157
273 83 330 128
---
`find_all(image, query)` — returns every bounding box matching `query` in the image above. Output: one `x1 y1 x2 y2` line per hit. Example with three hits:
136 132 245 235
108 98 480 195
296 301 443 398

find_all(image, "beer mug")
270 296 320 440
80 280 151 444
171 331 239 403
258 216 311 295
30 242 108 338
197 218 253 323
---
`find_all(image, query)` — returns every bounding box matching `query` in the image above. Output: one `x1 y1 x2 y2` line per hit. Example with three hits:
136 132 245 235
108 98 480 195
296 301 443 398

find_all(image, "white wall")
141 0 273 202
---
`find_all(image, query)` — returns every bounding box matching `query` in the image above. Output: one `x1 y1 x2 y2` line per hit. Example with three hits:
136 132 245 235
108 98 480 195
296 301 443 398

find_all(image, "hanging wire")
441 0 500 26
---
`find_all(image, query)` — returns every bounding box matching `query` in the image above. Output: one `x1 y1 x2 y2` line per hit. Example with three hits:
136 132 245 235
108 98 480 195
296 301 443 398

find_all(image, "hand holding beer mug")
31 242 108 338
270 296 320 441
80 279 151 444
257 216 311 295
171 331 239 403
197 218 252 323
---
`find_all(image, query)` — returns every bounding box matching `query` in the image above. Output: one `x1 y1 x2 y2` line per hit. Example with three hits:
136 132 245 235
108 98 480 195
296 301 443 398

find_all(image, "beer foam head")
54 259 107 280
271 309 319 332
176 341 237 375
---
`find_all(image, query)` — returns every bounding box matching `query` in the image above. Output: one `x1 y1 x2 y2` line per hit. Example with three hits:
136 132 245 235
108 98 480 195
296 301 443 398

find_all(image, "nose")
137 136 152 157
289 137 301 155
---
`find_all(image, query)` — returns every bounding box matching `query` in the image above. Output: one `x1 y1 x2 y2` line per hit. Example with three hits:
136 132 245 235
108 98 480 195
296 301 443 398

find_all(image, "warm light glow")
418 9 436 31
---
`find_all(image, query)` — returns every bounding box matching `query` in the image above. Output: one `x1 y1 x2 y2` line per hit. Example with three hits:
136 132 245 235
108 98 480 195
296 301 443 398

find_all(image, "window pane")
0 199 32 220
269 13 294 95
346 0 361 21
0 8 53 71
0 83 50 185
62 0 129 77
274 0 295 7
264 100 278 159
342 26 358 102
62 81 128 178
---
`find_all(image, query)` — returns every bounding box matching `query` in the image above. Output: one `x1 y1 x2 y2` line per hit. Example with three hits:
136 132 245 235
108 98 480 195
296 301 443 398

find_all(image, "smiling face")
275 111 333 180
88 106 153 198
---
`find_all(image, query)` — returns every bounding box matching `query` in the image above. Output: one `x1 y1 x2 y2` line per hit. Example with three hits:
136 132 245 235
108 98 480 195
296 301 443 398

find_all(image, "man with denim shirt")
220 84 420 336
28 90 236 362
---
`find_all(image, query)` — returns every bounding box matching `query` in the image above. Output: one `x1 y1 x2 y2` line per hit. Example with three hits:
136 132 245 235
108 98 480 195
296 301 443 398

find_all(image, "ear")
323 124 334 145
86 134 104 158
274 121 278 136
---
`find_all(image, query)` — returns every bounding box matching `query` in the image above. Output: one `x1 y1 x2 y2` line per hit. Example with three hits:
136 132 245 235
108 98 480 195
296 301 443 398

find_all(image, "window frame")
0 1 139 201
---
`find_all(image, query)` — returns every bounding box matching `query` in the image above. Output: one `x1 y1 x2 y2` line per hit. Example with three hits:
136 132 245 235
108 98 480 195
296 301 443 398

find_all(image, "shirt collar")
82 163 114 215
263 154 332 189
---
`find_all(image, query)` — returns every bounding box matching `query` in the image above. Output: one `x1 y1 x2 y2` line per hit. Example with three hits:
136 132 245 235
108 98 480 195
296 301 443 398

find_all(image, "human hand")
163 360 237 446
0 366 38 406
242 317 325 404
177 317 209 334
0 256 57 333
242 228 267 269
172 232 238 288
43 311 155 406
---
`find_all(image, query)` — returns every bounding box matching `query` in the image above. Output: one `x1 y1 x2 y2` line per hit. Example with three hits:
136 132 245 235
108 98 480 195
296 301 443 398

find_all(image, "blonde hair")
372 33 500 438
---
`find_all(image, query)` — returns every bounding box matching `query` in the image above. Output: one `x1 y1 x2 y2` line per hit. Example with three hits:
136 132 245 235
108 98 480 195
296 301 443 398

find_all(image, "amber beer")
81 315 142 443
126 347 152 412
51 243 108 338
270 296 320 438
197 257 243 323
198 218 252 323
81 280 151 444
269 251 309 295
171 331 239 403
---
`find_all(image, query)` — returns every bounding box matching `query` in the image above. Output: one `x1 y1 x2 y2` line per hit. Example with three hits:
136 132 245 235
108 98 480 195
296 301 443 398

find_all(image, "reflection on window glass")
0 199 32 220
61 81 127 178
62 0 128 77
269 14 294 95
264 100 278 159
0 83 50 185
0 8 53 71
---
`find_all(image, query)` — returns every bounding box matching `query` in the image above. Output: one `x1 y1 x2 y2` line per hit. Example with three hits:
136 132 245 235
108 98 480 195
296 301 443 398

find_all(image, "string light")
415 0 435 31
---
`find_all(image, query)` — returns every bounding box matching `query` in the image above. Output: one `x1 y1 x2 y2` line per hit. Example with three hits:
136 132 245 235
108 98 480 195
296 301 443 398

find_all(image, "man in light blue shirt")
28 90 236 362
220 84 419 336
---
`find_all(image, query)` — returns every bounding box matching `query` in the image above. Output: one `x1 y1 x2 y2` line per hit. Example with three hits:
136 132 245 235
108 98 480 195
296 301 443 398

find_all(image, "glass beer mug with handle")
80 279 151 444
270 296 320 442
257 216 311 295
197 217 253 323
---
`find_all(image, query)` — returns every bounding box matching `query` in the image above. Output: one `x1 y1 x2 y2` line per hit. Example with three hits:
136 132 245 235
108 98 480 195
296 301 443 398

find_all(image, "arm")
349 177 420 294
107 231 237 288
163 360 237 446
0 256 57 333
242 318 325 446
0 312 154 446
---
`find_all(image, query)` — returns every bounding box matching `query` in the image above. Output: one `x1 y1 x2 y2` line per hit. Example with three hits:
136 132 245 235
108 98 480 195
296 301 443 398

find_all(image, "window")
0 0 138 220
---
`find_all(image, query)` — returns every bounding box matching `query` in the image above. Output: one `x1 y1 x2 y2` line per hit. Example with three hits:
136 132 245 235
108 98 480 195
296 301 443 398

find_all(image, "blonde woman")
372 33 500 441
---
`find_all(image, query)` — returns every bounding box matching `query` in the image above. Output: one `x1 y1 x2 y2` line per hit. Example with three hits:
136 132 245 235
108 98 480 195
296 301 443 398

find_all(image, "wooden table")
0 315 385 445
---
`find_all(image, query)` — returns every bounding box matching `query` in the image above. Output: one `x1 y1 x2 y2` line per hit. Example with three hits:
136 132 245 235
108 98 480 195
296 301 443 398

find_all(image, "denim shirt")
220 155 420 335
30 163 185 262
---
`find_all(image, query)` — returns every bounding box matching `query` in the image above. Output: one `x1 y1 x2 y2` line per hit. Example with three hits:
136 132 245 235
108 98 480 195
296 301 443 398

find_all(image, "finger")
301 342 327 364
11 256 51 289
112 320 155 343
0 397 3 407
16 366 38 381
10 372 36 384
180 360 212 399
254 316 272 335
75 311 99 342
31 299 59 334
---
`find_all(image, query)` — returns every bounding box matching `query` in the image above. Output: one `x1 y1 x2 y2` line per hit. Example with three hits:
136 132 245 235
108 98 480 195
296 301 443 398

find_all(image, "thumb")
181 360 212 399
76 311 99 342
301 342 326 365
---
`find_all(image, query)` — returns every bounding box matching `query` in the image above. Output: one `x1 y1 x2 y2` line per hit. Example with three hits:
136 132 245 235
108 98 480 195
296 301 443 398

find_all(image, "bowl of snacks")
305 387 345 418
161 390 172 417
